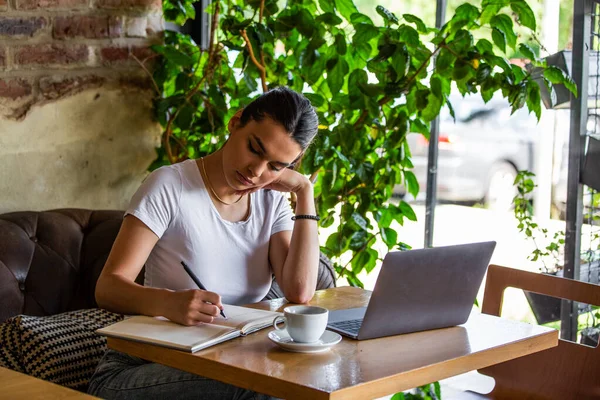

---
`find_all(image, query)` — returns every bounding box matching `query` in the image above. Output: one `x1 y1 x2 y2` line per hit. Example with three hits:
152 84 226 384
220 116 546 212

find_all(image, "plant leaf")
518 43 537 62
318 0 335 13
403 13 427 33
543 66 577 97
353 23 380 45
381 227 398 249
511 0 536 31
155 46 194 67
316 12 343 25
410 119 429 136
304 92 325 107
351 212 369 231
391 45 409 78
490 14 517 50
326 57 349 94
350 12 373 25
436 48 454 72
399 201 417 221
403 170 419 198
491 27 506 53
454 3 480 23
476 38 493 54
398 25 419 47
480 2 505 25
476 63 492 84
335 33 347 55
335 0 359 21
376 5 399 25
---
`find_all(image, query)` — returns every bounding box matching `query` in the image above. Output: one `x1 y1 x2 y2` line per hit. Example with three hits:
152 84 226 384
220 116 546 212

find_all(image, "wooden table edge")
108 327 558 400
0 366 99 399
329 328 559 400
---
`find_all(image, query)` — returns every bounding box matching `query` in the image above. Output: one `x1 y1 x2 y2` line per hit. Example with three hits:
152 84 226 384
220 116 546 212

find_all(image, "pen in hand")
180 261 227 319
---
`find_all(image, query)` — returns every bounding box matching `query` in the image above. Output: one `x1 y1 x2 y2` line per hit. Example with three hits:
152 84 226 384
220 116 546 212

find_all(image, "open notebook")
97 304 282 353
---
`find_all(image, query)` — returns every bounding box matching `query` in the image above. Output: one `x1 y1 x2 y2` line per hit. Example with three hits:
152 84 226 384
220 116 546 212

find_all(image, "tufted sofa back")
0 209 128 322
0 209 337 323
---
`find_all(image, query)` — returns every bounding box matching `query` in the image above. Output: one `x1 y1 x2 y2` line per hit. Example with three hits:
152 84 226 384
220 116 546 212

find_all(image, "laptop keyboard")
329 319 363 335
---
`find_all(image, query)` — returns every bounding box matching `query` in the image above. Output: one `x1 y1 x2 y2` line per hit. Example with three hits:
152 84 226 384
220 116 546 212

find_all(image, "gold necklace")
200 158 244 205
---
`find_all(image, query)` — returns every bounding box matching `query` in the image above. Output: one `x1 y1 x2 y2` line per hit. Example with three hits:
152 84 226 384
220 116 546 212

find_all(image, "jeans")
88 349 275 400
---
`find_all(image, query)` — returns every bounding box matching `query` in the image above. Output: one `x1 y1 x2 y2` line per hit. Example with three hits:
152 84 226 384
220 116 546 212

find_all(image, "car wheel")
485 162 518 212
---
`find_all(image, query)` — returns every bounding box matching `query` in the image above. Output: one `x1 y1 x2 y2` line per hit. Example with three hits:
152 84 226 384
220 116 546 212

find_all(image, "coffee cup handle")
273 316 287 331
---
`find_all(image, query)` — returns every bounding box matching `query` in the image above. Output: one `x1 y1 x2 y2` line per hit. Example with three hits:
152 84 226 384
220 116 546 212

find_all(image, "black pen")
180 261 227 319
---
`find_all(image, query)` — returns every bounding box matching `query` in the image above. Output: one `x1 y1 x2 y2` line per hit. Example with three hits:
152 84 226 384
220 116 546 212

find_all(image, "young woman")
88 87 320 399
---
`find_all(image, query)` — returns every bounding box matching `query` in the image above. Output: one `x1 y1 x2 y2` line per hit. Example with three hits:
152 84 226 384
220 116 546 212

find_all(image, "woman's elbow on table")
284 286 315 304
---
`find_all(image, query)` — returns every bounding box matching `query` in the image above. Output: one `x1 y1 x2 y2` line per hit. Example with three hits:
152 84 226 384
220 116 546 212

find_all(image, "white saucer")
268 329 342 353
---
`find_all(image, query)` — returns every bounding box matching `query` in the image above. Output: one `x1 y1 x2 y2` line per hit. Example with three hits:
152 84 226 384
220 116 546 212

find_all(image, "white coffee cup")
272 305 329 343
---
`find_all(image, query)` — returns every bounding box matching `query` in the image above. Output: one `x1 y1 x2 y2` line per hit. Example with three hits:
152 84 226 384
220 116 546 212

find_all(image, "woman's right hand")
163 289 224 326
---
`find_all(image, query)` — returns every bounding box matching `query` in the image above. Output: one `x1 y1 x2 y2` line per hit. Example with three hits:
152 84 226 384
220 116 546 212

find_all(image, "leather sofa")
0 208 336 390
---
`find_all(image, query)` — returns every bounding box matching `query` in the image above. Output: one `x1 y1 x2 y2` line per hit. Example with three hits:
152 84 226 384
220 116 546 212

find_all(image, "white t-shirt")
125 159 294 305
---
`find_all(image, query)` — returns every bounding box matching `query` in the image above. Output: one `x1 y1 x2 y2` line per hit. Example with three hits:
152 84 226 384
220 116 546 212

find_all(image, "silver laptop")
327 241 496 340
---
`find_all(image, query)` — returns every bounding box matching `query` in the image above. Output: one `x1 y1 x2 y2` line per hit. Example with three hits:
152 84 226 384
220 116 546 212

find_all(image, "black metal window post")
190 0 211 51
424 0 447 248
561 0 591 341
164 0 211 50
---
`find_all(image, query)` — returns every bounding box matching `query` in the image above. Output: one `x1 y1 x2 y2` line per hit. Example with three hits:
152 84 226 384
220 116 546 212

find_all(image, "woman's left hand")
263 169 312 194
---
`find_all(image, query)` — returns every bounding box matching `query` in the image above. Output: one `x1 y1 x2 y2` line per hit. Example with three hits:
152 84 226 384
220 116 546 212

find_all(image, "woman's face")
222 114 303 192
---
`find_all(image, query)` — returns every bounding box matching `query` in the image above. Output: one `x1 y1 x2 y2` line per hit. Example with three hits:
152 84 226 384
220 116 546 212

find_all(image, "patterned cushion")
0 308 123 391
0 318 22 373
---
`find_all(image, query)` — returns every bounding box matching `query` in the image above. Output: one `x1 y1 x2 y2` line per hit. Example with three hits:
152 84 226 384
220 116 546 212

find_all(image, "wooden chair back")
478 264 600 399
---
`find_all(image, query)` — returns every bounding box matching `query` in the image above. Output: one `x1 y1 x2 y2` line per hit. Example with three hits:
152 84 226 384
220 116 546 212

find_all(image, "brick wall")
0 0 163 119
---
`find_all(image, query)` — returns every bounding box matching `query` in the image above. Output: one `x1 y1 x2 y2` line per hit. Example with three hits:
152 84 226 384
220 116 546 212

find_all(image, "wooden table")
0 366 99 399
108 287 558 400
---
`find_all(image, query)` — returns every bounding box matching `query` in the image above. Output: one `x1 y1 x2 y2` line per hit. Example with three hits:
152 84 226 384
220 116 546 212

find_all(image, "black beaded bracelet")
291 214 321 221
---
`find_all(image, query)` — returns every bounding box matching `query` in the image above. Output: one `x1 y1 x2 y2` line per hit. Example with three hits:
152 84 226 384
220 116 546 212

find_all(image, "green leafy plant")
513 171 599 274
392 382 441 400
145 0 575 288
513 170 565 273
